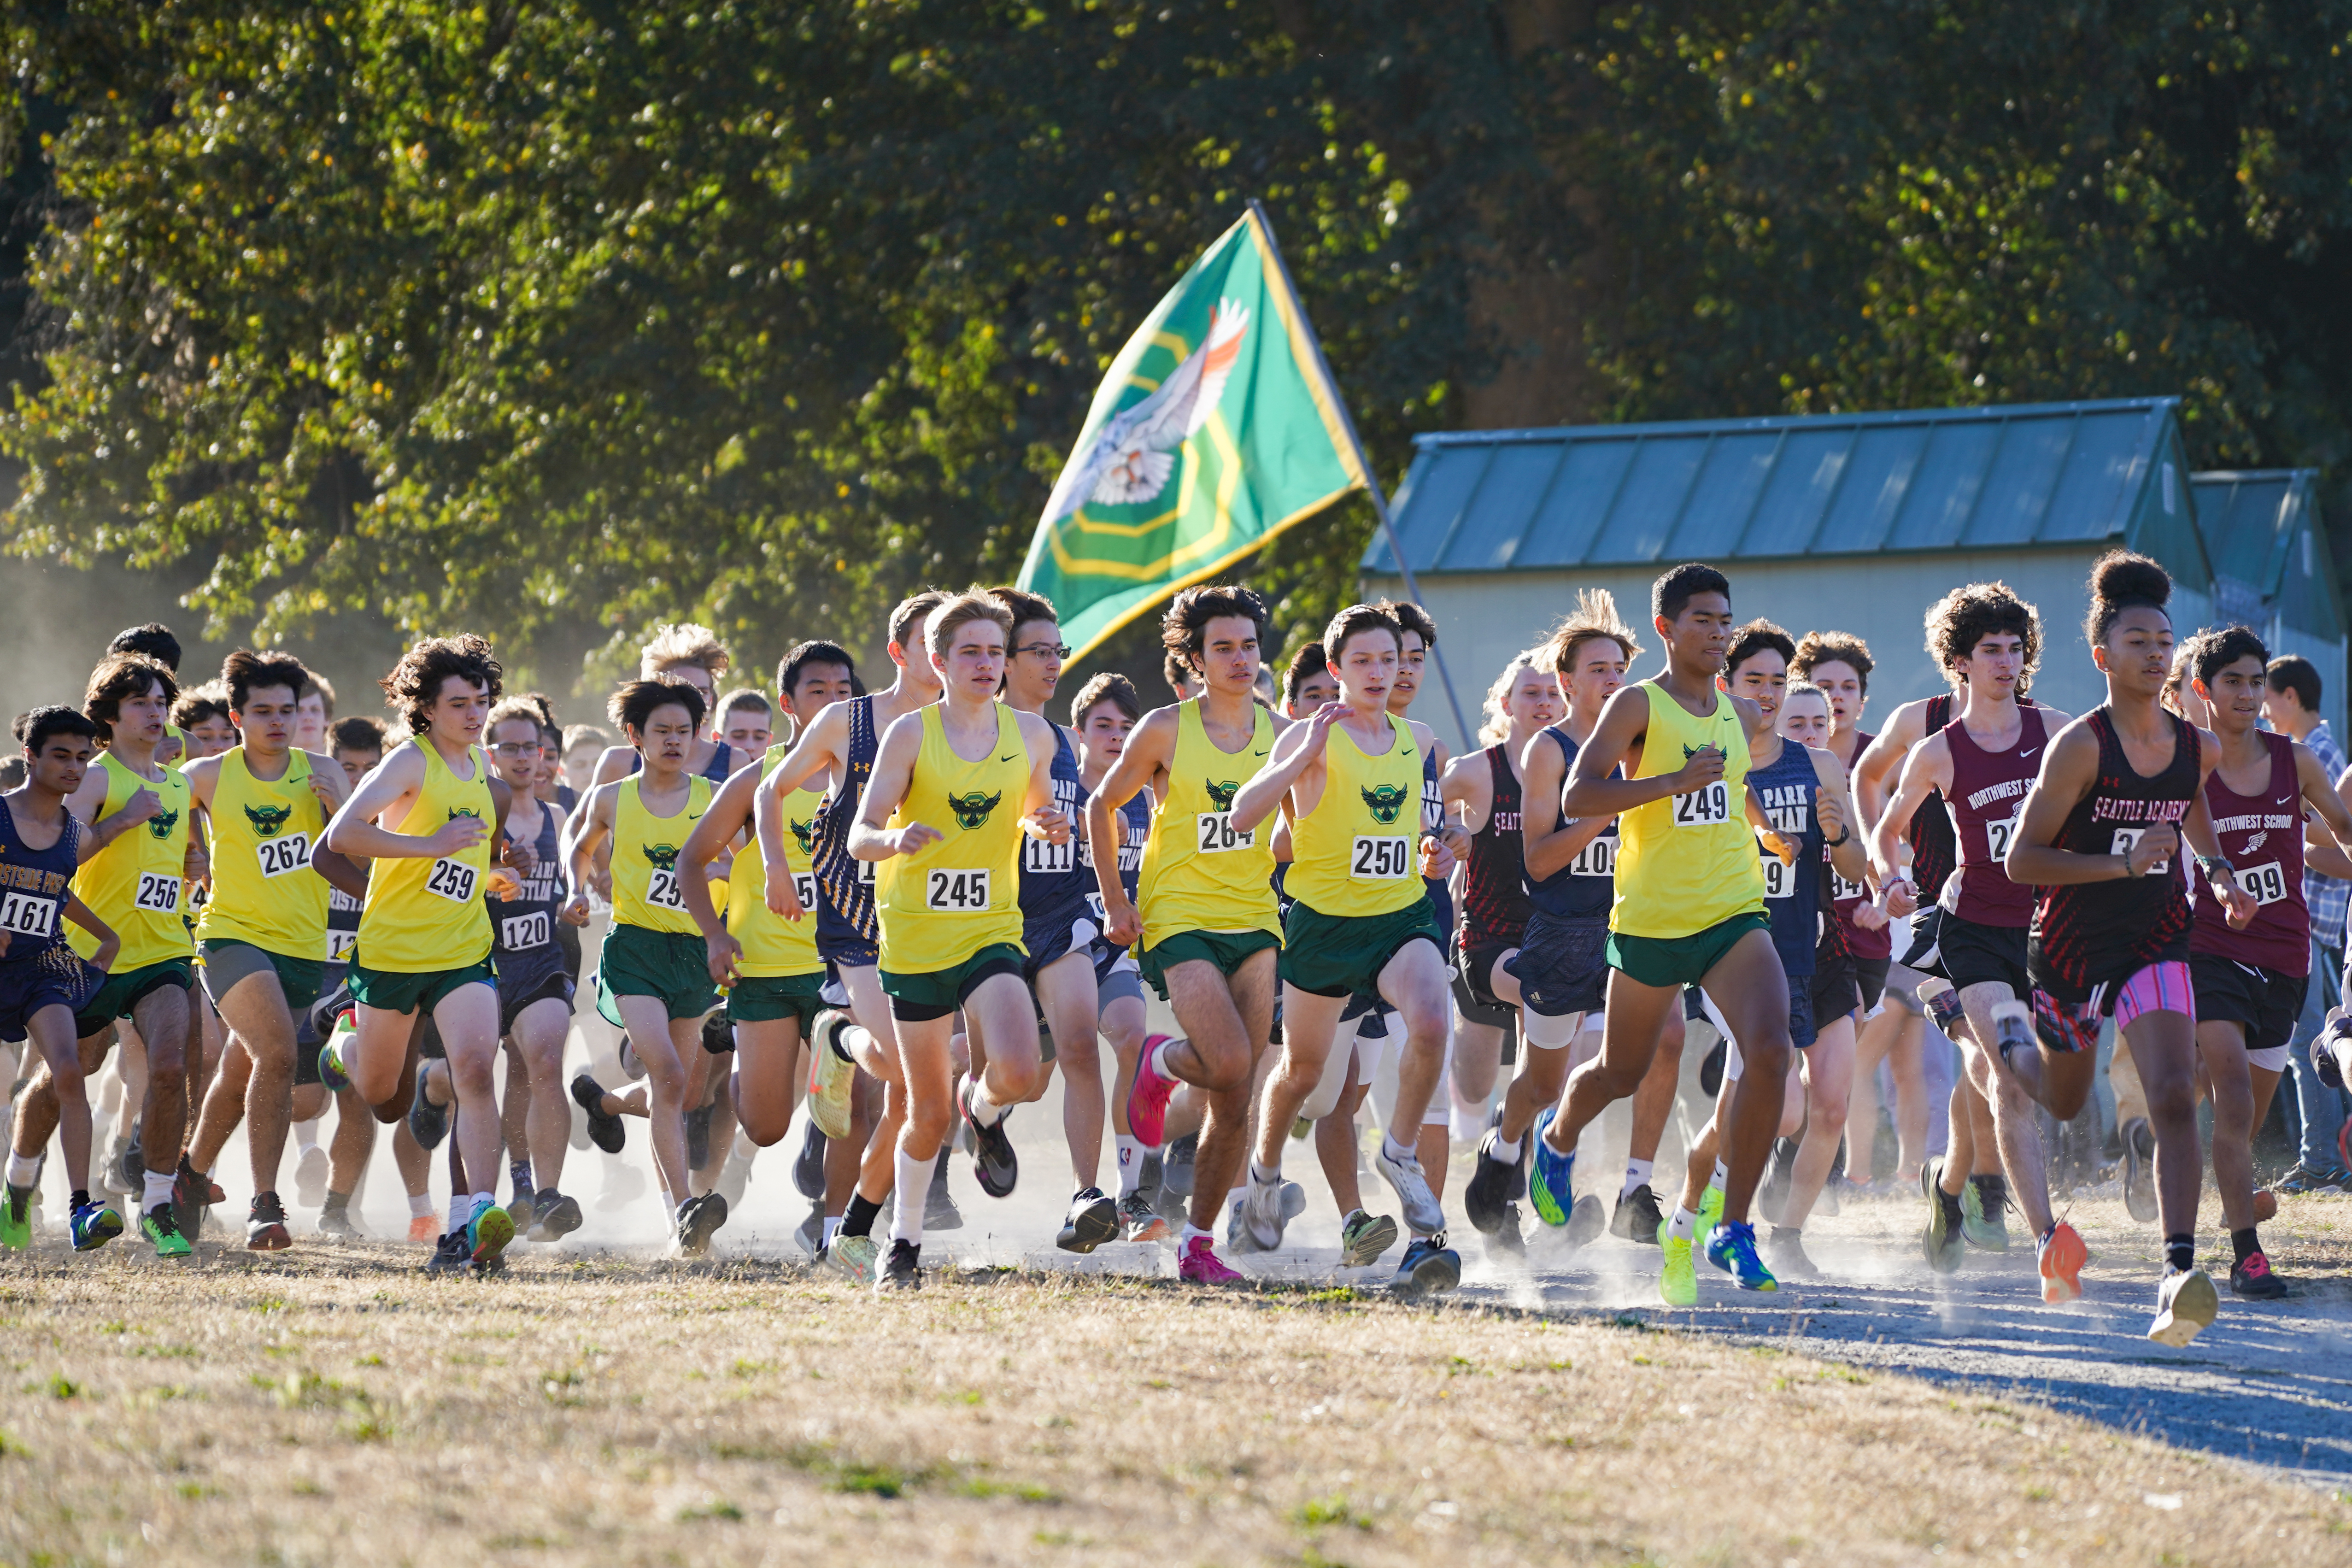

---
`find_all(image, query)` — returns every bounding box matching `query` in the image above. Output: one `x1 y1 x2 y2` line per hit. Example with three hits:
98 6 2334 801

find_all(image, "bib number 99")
1196 812 1252 855
1673 781 1730 825
926 869 992 911
2235 859 2289 906
0 891 55 938
645 868 685 911
1761 854 1794 900
1351 835 1412 881
256 833 313 879
135 873 182 915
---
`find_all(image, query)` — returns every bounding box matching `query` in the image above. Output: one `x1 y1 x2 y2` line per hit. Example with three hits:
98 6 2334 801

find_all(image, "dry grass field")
2 1245 2346 1567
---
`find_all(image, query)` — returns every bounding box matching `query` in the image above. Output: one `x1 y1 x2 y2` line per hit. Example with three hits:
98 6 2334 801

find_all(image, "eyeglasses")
490 742 540 758
1016 642 1073 661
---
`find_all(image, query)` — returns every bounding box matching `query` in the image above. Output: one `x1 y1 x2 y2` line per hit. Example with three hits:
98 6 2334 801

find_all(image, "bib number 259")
926 869 992 911
1673 781 1730 825
427 857 480 903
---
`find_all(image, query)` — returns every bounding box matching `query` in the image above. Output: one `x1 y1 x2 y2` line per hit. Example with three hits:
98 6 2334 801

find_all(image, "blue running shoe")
465 1194 515 1268
71 1198 125 1252
1704 1220 1777 1292
1527 1107 1575 1228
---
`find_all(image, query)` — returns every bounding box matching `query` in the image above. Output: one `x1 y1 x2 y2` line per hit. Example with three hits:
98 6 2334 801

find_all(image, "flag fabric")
1017 208 1373 658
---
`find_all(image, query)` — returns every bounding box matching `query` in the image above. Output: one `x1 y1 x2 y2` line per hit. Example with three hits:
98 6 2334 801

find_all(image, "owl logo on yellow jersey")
947 791 1003 831
147 809 180 840
1203 779 1240 811
790 818 816 855
642 842 681 870
1360 784 1411 825
243 803 294 837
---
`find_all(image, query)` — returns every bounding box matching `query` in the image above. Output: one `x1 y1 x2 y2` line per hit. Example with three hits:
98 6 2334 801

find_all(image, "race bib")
1024 836 1075 875
793 872 818 912
1086 891 1109 925
1830 868 1870 903
1673 781 1730 826
134 872 182 915
925 868 992 912
2111 827 2170 876
2235 859 2290 906
1985 809 2022 865
325 928 358 964
426 857 481 904
1350 835 1413 881
1195 811 1253 855
256 833 313 879
1569 834 1617 878
0 890 55 938
1762 854 1795 900
644 867 685 911
499 910 551 951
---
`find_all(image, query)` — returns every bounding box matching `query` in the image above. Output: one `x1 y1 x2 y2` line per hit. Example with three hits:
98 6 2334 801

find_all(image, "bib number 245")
926 869 992 911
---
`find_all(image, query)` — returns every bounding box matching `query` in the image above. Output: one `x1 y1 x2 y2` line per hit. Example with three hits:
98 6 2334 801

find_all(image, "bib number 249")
1673 781 1730 825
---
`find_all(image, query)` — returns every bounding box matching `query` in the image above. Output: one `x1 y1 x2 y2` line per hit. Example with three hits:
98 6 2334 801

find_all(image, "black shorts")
1021 908 1095 984
1504 911 1608 1019
1453 940 1517 1026
2189 953 2305 1054
1900 904 1947 978
1940 915 2030 999
1854 955 1890 1012
1808 953 1862 1027
495 945 577 1037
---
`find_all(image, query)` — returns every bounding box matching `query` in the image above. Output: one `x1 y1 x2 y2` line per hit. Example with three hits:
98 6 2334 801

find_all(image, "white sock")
1492 1131 1526 1165
835 1025 869 1065
1449 1078 1488 1144
142 1169 174 1210
1709 1157 1730 1193
1248 1160 1281 1188
408 1192 434 1219
1114 1135 1149 1198
1179 1222 1211 1247
5 1151 37 1189
446 1193 469 1232
966 1081 1009 1128
1149 1038 1175 1082
822 1214 842 1245
1623 1158 1654 1199
891 1147 935 1245
292 1116 322 1156
1381 1133 1417 1168
1667 1205 1697 1241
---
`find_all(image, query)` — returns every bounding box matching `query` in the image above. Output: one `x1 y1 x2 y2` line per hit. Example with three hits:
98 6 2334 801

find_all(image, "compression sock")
842 1191 884 1240
890 1148 935 1245
2165 1233 2196 1274
1114 1135 1149 1198
1623 1158 1654 1198
2230 1227 2260 1267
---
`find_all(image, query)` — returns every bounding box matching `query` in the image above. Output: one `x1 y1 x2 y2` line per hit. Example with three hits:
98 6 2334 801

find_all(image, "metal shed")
2192 469 2348 738
1361 398 2212 753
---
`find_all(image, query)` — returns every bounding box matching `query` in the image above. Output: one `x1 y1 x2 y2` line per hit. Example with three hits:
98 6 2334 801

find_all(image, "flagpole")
1247 199 1474 755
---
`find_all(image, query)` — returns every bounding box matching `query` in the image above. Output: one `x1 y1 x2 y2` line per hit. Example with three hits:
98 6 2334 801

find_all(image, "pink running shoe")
1178 1235 1244 1286
1126 1034 1179 1148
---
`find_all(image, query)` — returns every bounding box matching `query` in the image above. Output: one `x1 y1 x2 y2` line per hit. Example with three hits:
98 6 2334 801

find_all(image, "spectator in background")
2264 654 2352 1192
296 672 336 753
1163 649 1201 703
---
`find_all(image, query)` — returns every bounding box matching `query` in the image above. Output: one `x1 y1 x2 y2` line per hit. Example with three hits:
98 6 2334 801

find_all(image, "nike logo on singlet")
2277 794 2295 806
2019 746 2039 758
1000 755 1017 763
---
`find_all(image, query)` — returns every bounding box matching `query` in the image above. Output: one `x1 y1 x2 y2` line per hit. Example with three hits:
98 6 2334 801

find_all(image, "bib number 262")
256 833 312 879
926 869 992 911
1673 781 1730 825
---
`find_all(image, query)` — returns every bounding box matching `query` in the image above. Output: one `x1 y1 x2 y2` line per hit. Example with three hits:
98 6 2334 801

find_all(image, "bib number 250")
1673 781 1730 825
926 869 992 911
1350 835 1412 881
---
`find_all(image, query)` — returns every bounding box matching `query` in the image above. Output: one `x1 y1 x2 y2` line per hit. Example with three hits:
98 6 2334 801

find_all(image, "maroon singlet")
1460 744 1531 952
2189 730 2309 976
1830 729 1891 960
1941 705 2049 929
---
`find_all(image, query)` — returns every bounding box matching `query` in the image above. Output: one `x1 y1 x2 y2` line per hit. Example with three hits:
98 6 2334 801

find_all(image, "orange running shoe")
2038 1220 2087 1304
407 1214 438 1245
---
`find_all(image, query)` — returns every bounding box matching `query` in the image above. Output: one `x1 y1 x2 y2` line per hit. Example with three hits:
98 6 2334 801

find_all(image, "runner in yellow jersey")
1088 585 1285 1287
176 651 361 1252
322 635 529 1274
59 654 201 1256
1226 604 1463 1295
565 677 730 1254
852 592 1068 1292
1526 563 1800 1295
680 643 874 1269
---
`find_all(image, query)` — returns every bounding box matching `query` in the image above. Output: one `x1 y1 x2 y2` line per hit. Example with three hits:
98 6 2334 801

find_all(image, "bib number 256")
1673 781 1730 825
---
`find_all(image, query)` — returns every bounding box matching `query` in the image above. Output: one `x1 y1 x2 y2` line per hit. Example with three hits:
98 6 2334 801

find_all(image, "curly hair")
329 715 388 755
1791 630 1874 694
379 635 503 735
83 652 180 743
1924 582 2041 696
1161 585 1270 670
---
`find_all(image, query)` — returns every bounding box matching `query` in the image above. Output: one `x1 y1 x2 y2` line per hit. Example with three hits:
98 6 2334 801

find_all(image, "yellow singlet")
876 704 1028 975
200 746 331 958
729 743 823 978
1610 681 1762 938
356 738 495 971
1284 712 1426 918
71 752 194 970
611 773 712 935
1136 700 1280 948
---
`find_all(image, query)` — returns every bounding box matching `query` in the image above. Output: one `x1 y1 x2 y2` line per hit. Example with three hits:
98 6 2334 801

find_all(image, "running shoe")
465 1194 516 1268
805 1010 857 1139
407 1069 451 1150
1962 1175 2011 1251
792 1120 827 1200
117 1134 147 1200
716 1145 754 1209
876 1238 922 1292
1462 1128 1524 1235
98 1135 136 1199
2274 1162 2348 1196
1765 1226 1818 1279
317 1206 365 1241
506 1187 538 1233
2037 1220 2087 1304
2309 1010 2351 1088
1705 1220 1777 1291
1698 1037 1726 1098
1659 1233 1699 1306
2229 1249 2287 1299
1696 1181 1724 1237
532 1192 584 1243
2118 1117 2157 1223
1137 1151 1165 1212
826 1232 880 1286
960 1080 1019 1199
1338 1209 1398 1268
2253 1188 2278 1223
1117 1191 1168 1243
675 1192 729 1257
2147 1265 2219 1347
1178 1234 1245 1286
1758 1137 1796 1226
1611 1182 1665 1245
570 1073 625 1154
70 1198 124 1253
0 1185 30 1251
1056 1187 1120 1254
316 1028 352 1094
142 1204 192 1258
926 1156 963 1231
1372 1143 1445 1237
425 1231 471 1274
295 1145 330 1209
1489 1202 1527 1257
794 1203 823 1257
402 1213 435 1244
1230 1173 1289 1253
1124 1034 1178 1147
172 1157 211 1239
1160 1132 1197 1200
1526 1108 1574 1228
1390 1234 1461 1298
1565 1192 1606 1247
1920 1156 1965 1274
246 1192 292 1251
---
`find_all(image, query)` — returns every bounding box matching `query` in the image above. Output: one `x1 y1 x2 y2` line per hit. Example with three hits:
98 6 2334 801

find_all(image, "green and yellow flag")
1018 208 1373 658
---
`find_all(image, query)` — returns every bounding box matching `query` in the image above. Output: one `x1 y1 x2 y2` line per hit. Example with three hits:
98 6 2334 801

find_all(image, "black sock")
2165 1233 2195 1273
1970 1172 2006 1203
1937 1187 1965 1227
842 1192 883 1239
71 1187 90 1209
323 1190 350 1216
2230 1227 2260 1266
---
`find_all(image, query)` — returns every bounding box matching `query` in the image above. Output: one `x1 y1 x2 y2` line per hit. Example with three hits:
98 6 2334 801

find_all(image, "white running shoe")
1372 1143 1446 1236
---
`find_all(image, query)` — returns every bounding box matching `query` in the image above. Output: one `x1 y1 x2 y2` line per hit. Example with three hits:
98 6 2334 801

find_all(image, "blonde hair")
925 590 1015 660
638 622 731 681
1478 648 1554 745
1540 589 1642 677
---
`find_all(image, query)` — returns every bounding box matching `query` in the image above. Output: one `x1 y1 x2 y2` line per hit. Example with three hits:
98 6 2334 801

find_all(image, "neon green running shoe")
465 1196 515 1268
0 1185 30 1250
141 1204 193 1259
1697 1182 1724 1235
1960 1175 2010 1251
1659 1234 1698 1307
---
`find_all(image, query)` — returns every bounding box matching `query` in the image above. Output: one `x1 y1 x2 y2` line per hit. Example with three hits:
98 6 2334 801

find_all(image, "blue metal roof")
1365 397 2208 588
2192 469 2343 645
